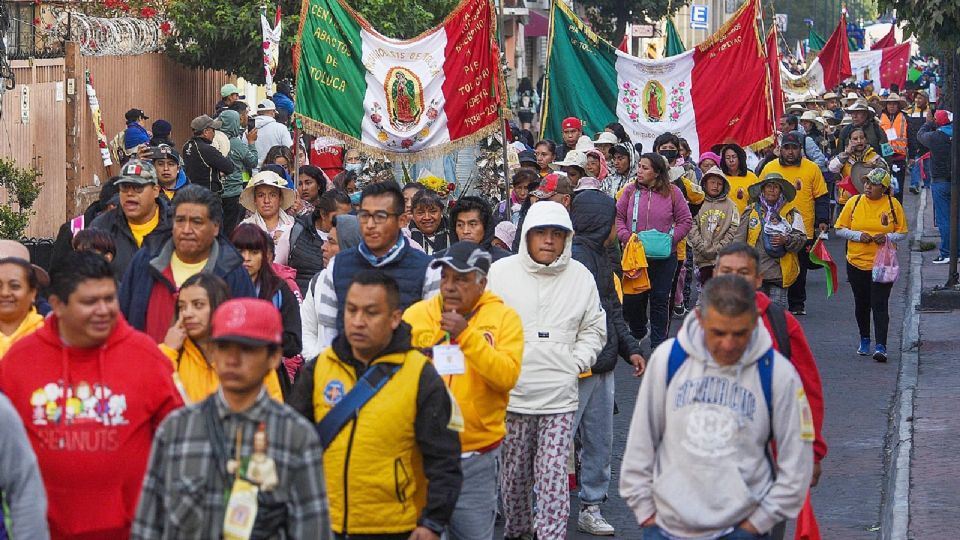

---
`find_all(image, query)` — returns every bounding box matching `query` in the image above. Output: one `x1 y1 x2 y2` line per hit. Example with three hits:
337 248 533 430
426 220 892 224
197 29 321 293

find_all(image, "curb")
880 189 925 540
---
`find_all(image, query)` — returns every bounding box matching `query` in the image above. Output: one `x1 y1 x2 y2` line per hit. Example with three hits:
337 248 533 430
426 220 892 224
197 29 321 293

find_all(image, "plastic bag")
872 240 899 283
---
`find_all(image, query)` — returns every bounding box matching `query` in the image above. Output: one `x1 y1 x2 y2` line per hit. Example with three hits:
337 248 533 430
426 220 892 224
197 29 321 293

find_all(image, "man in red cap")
133 297 332 539
557 117 584 161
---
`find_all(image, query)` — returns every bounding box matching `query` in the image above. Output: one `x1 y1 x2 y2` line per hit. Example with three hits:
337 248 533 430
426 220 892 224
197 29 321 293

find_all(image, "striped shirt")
131 389 331 540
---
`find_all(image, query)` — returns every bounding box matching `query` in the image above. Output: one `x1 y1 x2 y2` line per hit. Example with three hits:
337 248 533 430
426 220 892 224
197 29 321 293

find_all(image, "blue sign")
690 5 709 29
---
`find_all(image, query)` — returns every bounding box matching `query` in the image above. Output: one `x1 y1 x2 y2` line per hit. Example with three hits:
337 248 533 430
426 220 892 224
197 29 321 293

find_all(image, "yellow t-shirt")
128 208 160 248
726 171 760 214
759 159 828 238
834 194 908 271
170 253 209 287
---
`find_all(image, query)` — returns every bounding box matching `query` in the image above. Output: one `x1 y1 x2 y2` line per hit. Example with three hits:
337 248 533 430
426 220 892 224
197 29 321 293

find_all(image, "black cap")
781 131 803 148
518 150 538 166
154 144 181 163
125 108 148 122
430 241 492 275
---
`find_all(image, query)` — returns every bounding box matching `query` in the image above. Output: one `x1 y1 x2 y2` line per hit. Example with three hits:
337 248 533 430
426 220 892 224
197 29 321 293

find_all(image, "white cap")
257 99 277 111
550 150 588 171
593 132 619 145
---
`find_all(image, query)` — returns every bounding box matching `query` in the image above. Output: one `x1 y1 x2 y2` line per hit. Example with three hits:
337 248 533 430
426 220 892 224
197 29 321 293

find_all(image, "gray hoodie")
0 392 50 539
620 313 813 537
217 110 258 198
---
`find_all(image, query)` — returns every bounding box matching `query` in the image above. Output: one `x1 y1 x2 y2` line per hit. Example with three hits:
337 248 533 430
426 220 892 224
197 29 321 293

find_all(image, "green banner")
665 19 685 57
540 1 618 142
294 0 366 139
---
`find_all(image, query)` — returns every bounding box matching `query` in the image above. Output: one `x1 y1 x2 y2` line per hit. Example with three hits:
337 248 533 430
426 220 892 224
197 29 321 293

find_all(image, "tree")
878 0 960 54
579 0 692 43
165 0 458 82
0 159 42 240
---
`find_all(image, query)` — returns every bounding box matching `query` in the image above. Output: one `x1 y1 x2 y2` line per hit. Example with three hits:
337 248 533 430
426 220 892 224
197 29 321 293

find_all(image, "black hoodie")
571 190 641 373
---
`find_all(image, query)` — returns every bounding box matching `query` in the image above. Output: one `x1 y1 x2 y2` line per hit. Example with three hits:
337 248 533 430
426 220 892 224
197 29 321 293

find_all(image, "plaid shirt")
131 389 331 540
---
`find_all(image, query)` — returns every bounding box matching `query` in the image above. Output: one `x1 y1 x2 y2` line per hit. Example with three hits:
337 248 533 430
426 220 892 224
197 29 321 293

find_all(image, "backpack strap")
765 303 792 359
757 348 774 420
666 339 688 388
315 363 401 450
272 289 283 310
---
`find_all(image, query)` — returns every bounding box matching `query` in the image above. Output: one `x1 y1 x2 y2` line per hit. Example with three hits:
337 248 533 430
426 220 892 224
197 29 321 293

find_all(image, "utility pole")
947 47 960 287
64 39 81 218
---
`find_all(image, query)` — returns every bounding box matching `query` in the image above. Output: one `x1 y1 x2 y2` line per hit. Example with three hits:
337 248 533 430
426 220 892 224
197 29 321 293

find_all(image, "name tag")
433 345 465 376
223 478 258 540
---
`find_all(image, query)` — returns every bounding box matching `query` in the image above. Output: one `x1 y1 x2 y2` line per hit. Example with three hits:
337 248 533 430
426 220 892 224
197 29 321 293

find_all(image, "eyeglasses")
118 183 149 193
357 210 399 224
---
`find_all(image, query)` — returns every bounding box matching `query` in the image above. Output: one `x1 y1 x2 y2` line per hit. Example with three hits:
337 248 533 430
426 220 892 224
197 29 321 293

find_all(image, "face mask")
345 163 362 173
659 149 679 162
349 191 362 205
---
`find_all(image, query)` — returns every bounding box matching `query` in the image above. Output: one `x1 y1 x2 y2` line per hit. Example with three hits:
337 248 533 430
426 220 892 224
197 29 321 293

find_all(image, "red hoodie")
0 314 183 540
756 292 827 463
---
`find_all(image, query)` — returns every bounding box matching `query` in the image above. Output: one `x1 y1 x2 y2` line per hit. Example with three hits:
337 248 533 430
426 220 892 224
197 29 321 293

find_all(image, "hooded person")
686 167 740 284
487 201 606 539
254 99 294 167
447 196 512 261
606 143 636 199
569 189 644 535
719 143 761 214
620 275 813 539
217 109 259 235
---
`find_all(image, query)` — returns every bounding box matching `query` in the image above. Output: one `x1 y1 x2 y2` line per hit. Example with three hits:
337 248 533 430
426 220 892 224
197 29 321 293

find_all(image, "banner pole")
496 0 512 214
758 2 779 138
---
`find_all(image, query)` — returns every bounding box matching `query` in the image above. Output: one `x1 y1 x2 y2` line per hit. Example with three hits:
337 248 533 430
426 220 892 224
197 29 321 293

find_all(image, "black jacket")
571 190 641 374
182 136 235 193
259 278 303 360
917 122 953 182
287 214 326 292
89 196 172 280
287 322 462 533
408 219 455 256
839 119 888 157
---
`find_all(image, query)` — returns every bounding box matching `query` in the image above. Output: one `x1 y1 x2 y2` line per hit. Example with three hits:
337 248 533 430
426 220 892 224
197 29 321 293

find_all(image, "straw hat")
881 92 908 108
843 92 860 105
749 172 797 203
240 170 297 213
800 110 826 131
0 240 49 288
821 109 841 126
844 100 875 115
823 92 840 100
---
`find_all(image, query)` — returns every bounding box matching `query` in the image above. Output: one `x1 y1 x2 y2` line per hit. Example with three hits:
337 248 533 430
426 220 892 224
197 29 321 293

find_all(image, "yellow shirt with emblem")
759 159 827 238
834 194 908 271
128 208 160 248
170 253 208 287
726 171 760 214
159 339 283 404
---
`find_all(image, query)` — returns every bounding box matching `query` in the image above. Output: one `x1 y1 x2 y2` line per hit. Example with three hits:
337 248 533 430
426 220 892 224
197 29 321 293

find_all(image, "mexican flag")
849 43 911 89
294 0 502 160
809 238 839 297
780 15 851 100
540 0 773 159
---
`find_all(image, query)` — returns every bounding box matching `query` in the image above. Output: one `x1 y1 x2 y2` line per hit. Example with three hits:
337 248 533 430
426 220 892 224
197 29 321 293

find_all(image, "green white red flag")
294 0 502 161
809 238 839 298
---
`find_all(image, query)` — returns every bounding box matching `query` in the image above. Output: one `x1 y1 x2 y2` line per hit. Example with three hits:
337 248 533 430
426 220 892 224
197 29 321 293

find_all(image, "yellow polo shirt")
834 194 907 271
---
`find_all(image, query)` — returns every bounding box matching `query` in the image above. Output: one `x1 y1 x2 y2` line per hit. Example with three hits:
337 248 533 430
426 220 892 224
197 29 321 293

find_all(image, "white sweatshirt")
620 313 813 537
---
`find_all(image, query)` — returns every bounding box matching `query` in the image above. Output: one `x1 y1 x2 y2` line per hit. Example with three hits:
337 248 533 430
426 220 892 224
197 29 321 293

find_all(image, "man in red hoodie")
715 243 827 476
0 251 183 540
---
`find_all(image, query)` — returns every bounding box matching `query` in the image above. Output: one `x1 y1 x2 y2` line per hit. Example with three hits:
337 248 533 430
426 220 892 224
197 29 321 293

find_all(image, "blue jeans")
932 181 956 258
573 370 615 506
642 525 769 540
623 254 678 349
445 448 500 540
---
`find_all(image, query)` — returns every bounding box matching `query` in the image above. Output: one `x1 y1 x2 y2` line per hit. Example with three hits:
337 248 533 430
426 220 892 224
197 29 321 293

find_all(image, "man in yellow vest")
289 270 462 540
404 241 524 540
735 173 808 308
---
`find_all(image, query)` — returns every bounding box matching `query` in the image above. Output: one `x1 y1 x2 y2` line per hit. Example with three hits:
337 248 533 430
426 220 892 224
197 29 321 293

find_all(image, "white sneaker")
933 256 950 264
578 505 615 536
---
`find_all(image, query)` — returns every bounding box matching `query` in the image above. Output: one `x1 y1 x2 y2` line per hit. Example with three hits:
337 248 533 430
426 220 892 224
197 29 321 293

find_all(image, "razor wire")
52 11 166 57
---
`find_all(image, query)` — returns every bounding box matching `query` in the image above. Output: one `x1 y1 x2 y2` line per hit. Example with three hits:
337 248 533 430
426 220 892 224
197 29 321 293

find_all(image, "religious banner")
262 5 282 92
541 0 772 159
85 70 112 168
294 0 502 161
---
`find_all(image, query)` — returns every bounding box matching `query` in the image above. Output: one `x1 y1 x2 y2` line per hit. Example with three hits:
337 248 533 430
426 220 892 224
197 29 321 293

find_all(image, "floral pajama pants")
501 412 575 540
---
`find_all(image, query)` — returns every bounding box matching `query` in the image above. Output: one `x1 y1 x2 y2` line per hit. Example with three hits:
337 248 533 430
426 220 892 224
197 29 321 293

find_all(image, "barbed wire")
51 11 166 57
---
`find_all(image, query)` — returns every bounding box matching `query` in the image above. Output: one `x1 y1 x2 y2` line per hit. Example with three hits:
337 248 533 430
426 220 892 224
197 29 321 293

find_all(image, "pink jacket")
615 182 693 250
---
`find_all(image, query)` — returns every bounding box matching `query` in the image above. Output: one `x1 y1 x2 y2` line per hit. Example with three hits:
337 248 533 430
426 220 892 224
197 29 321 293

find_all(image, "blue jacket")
272 92 295 116
119 234 255 331
124 122 150 150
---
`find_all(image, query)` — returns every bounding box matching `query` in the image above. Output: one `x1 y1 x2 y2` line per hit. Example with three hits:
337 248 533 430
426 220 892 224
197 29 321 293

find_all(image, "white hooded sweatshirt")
487 201 606 415
620 313 813 537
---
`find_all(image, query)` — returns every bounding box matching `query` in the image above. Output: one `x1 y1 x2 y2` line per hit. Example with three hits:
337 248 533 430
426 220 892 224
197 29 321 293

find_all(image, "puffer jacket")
686 167 740 268
89 196 172 280
571 190 641 374
487 201 606 414
218 110 258 198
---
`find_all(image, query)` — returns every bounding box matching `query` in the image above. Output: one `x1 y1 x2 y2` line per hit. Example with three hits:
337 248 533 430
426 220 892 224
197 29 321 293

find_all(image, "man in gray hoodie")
217 109 258 235
620 274 813 539
0 392 49 539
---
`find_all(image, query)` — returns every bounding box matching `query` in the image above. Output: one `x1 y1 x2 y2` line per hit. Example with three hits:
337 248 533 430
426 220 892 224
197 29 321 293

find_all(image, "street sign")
690 5 709 29
631 24 655 38
775 13 788 33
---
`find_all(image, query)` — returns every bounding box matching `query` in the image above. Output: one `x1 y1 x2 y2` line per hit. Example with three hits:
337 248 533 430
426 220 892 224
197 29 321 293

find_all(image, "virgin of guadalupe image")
645 83 663 122
390 72 421 128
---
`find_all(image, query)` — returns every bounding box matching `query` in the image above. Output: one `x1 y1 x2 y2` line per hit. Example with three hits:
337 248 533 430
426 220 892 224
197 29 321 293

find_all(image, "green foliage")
579 0 692 43
164 0 458 81
879 0 960 53
0 159 42 240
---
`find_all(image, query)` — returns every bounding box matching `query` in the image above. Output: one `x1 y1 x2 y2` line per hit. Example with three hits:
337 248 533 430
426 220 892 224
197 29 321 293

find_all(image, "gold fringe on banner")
295 113 502 164
696 0 763 57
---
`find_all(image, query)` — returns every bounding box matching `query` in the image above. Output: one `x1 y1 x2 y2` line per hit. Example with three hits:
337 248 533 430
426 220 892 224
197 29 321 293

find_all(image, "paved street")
557 195 919 539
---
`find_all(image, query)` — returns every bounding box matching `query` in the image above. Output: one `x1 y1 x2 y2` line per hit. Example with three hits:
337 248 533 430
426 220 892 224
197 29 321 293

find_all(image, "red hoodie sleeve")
784 314 827 463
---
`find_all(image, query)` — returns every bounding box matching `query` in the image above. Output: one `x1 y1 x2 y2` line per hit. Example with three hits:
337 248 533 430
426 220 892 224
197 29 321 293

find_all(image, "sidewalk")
899 189 960 538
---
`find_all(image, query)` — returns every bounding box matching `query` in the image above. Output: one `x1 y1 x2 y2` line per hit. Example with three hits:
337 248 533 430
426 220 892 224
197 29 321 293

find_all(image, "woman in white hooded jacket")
487 201 607 540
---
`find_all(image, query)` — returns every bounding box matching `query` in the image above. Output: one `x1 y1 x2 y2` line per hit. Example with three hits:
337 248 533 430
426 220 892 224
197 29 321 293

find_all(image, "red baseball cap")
561 117 583 130
935 109 952 127
211 298 282 347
